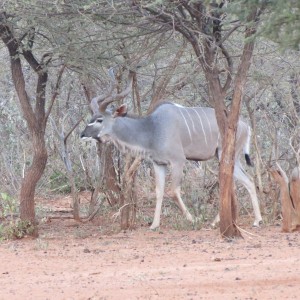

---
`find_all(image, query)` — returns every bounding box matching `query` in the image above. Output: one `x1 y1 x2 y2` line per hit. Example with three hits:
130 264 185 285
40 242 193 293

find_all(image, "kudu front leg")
150 163 167 230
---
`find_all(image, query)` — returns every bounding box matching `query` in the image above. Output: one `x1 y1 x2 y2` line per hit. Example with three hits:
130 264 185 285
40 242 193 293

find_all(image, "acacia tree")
132 0 267 237
0 12 64 235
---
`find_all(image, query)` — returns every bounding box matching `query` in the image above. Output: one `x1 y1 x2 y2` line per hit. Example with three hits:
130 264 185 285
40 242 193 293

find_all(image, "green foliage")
0 192 35 240
0 192 18 218
0 219 35 240
260 0 300 50
221 0 300 50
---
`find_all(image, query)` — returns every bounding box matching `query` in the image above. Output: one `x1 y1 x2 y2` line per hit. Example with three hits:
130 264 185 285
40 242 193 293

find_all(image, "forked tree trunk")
214 17 257 237
0 13 63 236
182 8 258 237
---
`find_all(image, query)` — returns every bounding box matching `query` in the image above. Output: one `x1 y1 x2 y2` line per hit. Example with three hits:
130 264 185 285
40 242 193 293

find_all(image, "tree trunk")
20 134 47 229
218 19 257 237
270 167 300 232
120 156 141 230
98 143 121 207
219 128 242 237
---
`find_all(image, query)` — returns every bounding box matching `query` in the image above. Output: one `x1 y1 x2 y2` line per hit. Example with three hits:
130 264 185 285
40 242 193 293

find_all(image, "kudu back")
81 72 262 229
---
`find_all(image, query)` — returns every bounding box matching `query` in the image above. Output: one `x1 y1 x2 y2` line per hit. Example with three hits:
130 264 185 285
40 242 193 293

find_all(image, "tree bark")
120 156 141 230
271 167 300 232
219 129 242 237
19 133 47 225
219 38 256 236
98 143 121 207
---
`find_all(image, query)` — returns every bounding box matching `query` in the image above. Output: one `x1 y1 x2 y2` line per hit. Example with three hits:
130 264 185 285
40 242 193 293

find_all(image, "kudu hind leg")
150 163 167 230
170 162 194 223
234 163 262 227
211 162 263 228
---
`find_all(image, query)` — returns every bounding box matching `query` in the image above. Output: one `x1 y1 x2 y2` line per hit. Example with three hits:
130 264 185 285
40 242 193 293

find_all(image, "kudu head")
80 69 134 143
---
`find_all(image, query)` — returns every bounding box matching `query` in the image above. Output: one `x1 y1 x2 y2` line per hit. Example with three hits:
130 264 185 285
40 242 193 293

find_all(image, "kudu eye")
96 119 103 123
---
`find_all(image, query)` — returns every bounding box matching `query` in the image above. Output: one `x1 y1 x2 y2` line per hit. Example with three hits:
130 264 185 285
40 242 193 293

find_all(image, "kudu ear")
113 104 128 117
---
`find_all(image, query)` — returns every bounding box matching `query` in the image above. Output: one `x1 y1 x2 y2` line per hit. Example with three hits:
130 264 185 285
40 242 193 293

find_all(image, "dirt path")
1 219 300 300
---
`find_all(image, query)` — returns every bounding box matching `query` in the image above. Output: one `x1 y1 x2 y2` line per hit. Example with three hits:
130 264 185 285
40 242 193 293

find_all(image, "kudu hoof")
149 225 160 231
253 219 263 227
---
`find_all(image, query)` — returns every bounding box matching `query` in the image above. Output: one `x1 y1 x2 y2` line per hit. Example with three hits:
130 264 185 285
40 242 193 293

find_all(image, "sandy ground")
1 197 300 300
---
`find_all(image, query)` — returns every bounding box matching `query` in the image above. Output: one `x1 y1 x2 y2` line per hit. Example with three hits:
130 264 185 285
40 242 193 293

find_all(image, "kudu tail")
244 126 254 167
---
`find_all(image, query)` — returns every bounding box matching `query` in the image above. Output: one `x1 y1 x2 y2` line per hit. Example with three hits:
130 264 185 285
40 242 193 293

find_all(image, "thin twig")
112 203 131 222
45 65 66 121
233 221 261 239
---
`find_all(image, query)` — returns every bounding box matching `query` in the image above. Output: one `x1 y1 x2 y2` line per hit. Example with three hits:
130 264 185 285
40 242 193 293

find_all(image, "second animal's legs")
170 161 194 223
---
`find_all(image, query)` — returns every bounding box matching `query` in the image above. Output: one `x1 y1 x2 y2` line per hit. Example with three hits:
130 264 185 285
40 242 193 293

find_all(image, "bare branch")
220 44 233 94
45 64 66 122
275 162 289 184
64 117 83 145
289 130 300 166
217 22 242 46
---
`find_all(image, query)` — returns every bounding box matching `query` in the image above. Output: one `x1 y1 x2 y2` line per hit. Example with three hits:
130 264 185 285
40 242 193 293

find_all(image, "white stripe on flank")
193 108 208 146
184 108 195 132
200 107 213 141
179 109 192 141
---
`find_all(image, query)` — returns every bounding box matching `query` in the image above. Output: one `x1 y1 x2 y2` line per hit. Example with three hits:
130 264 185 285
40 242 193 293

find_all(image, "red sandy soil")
0 196 300 300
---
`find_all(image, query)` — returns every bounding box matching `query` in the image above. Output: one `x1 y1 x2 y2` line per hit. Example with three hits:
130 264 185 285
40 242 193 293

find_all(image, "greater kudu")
81 71 262 230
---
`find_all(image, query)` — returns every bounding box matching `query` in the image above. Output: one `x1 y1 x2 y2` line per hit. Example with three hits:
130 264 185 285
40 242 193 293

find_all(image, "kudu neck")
110 116 154 155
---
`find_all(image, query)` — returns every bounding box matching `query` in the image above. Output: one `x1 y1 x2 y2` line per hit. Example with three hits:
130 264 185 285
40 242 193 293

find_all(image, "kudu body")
81 71 262 229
